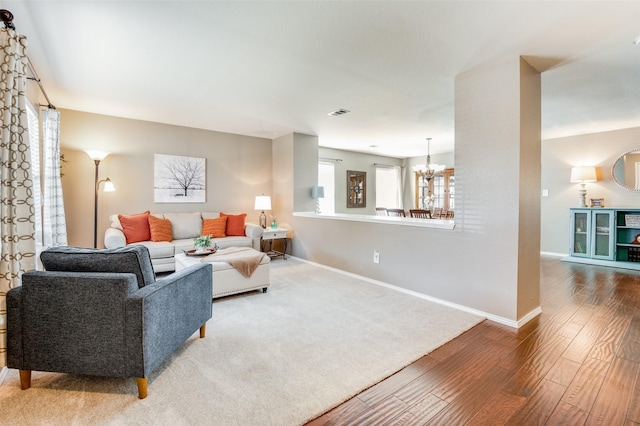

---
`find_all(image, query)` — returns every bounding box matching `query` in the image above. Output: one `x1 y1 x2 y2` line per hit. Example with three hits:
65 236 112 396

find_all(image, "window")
376 166 402 209
415 168 455 212
26 102 43 251
318 161 335 214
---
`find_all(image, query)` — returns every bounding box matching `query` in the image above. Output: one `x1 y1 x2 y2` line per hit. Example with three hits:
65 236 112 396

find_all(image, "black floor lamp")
86 151 116 248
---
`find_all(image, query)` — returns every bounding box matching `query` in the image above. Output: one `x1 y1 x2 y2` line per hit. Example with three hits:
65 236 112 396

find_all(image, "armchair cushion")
40 246 156 289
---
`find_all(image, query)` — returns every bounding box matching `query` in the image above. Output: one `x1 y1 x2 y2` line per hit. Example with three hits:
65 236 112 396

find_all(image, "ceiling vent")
327 108 350 117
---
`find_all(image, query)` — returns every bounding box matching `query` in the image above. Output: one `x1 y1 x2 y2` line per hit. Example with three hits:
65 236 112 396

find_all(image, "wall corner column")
455 56 541 323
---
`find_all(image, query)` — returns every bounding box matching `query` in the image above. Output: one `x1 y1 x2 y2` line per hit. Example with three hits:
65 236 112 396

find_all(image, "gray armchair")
6 245 212 399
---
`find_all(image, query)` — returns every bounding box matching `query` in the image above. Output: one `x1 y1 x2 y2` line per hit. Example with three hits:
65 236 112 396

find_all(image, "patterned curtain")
0 28 36 368
42 108 67 247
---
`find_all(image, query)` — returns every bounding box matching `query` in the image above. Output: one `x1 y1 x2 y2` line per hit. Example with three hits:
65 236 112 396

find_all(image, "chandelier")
412 137 445 181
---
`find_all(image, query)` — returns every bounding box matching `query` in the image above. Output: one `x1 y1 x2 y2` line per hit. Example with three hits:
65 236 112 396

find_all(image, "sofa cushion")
40 246 156 289
118 211 151 244
136 241 176 259
172 238 196 255
149 215 173 242
202 217 227 238
221 212 247 236
164 212 202 240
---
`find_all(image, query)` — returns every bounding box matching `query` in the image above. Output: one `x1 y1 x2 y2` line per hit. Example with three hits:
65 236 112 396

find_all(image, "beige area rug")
0 259 484 425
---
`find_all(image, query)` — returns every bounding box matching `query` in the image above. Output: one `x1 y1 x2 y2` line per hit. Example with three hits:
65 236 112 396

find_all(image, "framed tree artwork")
154 154 206 203
347 170 366 208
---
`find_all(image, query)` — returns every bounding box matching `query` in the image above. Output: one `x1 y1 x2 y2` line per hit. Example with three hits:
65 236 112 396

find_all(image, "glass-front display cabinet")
569 208 614 260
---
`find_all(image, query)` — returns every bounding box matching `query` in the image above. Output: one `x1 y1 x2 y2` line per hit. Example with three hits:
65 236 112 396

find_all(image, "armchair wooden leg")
136 377 148 399
200 324 206 338
19 370 31 390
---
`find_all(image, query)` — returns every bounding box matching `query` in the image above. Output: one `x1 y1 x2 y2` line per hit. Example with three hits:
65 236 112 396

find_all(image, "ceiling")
3 1 640 158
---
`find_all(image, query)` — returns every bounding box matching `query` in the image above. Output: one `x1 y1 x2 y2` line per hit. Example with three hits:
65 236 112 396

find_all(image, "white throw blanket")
201 247 265 277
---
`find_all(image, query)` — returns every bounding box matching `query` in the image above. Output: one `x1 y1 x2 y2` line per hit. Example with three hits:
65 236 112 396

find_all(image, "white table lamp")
570 166 597 207
254 195 271 228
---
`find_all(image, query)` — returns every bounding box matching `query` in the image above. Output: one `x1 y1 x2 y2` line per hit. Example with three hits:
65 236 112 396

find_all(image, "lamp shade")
311 185 324 199
85 150 110 161
570 166 598 183
254 195 271 211
103 178 116 192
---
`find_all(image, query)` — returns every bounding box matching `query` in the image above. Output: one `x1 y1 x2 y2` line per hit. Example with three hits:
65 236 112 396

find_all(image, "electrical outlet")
373 250 380 264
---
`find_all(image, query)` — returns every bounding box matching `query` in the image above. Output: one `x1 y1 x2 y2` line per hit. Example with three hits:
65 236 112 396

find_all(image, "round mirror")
612 149 640 191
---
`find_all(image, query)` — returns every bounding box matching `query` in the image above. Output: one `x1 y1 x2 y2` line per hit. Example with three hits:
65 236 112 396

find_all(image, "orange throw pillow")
220 213 247 236
118 211 151 244
202 217 227 238
149 215 173 242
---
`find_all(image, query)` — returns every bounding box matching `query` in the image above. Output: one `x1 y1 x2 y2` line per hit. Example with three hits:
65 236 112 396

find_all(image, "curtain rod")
0 9 15 30
372 163 401 168
1 8 56 110
319 157 343 163
26 60 55 109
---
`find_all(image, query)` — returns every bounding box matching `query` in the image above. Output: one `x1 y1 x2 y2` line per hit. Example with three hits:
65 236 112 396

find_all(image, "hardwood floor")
306 256 640 425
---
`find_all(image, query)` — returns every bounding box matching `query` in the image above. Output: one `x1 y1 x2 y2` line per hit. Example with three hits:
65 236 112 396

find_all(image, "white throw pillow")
164 212 202 240
109 214 123 231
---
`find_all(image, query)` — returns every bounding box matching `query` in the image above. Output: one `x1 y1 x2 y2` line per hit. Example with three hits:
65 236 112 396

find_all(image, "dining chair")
409 209 432 219
387 209 406 217
375 207 388 216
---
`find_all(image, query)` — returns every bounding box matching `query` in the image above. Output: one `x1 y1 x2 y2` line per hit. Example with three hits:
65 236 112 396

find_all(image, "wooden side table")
261 227 289 259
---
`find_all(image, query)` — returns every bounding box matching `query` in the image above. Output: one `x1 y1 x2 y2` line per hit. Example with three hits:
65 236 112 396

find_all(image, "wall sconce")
254 195 271 229
570 166 597 207
86 150 116 248
311 185 324 214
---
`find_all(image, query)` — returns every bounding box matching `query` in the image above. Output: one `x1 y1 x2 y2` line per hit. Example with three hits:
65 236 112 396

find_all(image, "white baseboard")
517 307 543 328
541 251 567 257
0 366 7 385
290 256 539 329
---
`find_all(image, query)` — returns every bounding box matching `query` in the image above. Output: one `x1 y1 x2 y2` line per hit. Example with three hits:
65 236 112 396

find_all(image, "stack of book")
628 246 640 262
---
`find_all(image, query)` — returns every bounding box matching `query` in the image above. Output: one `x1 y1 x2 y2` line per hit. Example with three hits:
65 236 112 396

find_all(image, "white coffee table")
175 249 270 299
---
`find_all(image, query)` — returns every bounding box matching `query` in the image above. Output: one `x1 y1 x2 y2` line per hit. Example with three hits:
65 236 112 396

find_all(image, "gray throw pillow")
40 245 156 289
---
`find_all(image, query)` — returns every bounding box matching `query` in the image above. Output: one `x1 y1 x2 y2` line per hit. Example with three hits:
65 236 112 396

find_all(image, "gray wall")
404 151 455 210
272 133 295 227
59 109 272 248
319 147 404 214
541 126 640 254
290 57 541 324
57 68 640 323
317 147 454 214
